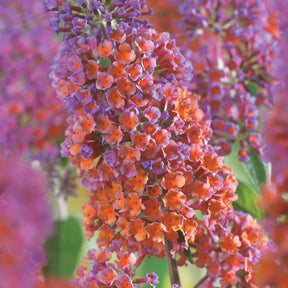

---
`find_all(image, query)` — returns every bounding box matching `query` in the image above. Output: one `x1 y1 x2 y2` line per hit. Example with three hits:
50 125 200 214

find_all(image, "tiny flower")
114 43 136 64
96 39 114 58
119 111 138 131
96 72 113 90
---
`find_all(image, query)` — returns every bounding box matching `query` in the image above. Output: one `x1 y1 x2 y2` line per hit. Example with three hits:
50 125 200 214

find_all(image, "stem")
53 169 68 220
194 275 208 288
165 239 181 287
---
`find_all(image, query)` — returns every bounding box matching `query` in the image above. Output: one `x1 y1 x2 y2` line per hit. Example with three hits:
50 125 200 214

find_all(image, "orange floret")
114 43 136 64
127 168 148 193
147 184 162 198
143 198 163 221
116 217 130 238
97 203 117 224
125 193 144 217
109 61 126 79
80 158 93 171
125 64 142 80
143 139 158 159
85 60 98 80
189 143 203 162
202 153 223 173
104 125 123 145
220 234 241 253
209 70 222 81
95 114 111 132
208 198 225 218
119 111 138 131
94 249 112 263
161 212 183 232
152 129 171 147
82 204 96 225
174 88 193 121
116 251 136 269
163 189 186 211
162 172 186 190
96 72 113 90
192 181 212 200
70 143 81 155
220 270 237 286
145 223 166 243
107 88 125 108
119 146 140 163
128 219 146 241
131 133 149 150
78 114 95 133
116 77 136 96
96 39 114 58
195 253 212 268
99 268 117 285
182 219 198 241
98 225 114 246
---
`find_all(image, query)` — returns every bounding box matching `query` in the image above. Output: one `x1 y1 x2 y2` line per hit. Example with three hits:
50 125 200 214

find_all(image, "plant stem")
194 275 208 288
165 239 181 287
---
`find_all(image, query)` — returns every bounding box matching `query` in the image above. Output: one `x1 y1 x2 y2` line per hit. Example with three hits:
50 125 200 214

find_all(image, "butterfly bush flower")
0 154 52 288
256 3 288 286
0 0 67 157
169 0 278 161
45 1 268 287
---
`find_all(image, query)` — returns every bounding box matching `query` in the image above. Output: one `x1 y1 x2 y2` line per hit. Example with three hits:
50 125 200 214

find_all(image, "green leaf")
137 256 168 288
224 142 266 193
99 57 111 67
44 217 83 279
224 142 267 218
247 80 259 95
243 149 267 191
233 181 264 219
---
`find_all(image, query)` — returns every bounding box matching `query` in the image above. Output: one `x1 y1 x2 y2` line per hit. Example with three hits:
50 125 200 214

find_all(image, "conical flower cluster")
45 1 268 287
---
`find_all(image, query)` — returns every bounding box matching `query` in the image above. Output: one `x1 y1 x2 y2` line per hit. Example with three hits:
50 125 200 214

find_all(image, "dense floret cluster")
169 0 278 161
43 1 269 287
0 0 67 156
0 154 52 288
255 3 288 287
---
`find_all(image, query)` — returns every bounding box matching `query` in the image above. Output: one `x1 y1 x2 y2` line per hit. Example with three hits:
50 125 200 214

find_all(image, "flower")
0 154 52 288
0 0 67 157
168 0 278 161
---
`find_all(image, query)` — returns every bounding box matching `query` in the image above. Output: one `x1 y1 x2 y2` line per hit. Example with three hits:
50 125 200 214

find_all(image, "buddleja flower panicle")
0 154 52 288
44 1 269 287
255 3 288 286
169 0 278 161
0 0 67 157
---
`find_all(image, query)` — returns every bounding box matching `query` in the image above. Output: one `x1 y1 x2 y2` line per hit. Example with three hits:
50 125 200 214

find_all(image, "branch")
165 239 181 287
194 275 208 288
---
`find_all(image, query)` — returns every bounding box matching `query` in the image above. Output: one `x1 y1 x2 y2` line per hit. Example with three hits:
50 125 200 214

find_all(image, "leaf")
247 80 259 95
224 142 266 193
243 149 267 191
233 181 264 219
137 256 168 288
44 216 83 279
99 57 111 67
224 142 266 218
177 230 194 264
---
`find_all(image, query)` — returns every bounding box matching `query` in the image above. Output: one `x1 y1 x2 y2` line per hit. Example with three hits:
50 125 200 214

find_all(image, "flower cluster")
169 0 278 161
0 0 67 157
255 3 288 286
75 248 159 287
45 0 269 287
0 154 52 288
43 0 153 41
145 0 181 35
